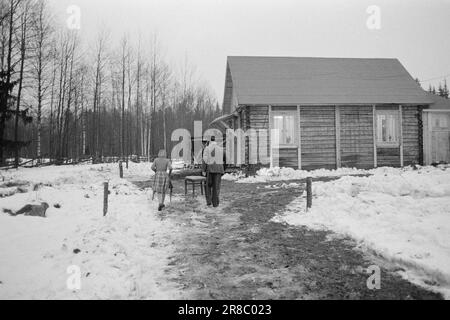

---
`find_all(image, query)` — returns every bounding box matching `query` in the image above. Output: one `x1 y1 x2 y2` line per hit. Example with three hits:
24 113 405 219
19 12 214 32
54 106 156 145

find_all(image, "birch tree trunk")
14 8 27 168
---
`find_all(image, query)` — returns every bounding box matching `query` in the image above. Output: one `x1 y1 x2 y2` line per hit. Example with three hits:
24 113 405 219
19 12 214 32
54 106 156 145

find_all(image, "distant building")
423 93 450 165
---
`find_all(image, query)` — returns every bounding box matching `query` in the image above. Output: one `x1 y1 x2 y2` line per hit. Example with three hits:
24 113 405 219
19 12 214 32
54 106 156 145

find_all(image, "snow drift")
273 166 450 298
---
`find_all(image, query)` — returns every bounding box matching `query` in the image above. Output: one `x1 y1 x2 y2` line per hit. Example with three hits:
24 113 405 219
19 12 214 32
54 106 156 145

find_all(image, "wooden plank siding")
373 105 378 167
376 105 402 167
273 149 299 169
340 106 374 169
235 104 423 170
335 106 342 168
402 106 421 166
377 148 401 167
242 107 250 165
246 105 300 168
248 106 270 165
237 107 247 165
297 106 302 169
300 106 337 170
375 106 421 167
400 106 404 166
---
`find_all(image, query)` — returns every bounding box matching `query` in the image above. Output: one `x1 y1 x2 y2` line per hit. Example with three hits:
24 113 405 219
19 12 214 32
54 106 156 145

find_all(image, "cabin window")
376 111 400 147
272 111 297 146
434 117 448 129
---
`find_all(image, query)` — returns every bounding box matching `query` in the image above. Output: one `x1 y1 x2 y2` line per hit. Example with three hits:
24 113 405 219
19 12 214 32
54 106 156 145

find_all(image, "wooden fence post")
119 161 123 179
103 182 109 217
306 177 313 210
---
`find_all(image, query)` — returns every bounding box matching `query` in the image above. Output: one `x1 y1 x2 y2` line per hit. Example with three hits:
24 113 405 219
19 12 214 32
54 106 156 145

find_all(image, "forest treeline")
0 0 222 167
427 80 449 99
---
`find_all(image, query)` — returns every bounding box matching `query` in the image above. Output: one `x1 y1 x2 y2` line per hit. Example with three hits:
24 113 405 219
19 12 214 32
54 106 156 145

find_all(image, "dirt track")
132 178 442 300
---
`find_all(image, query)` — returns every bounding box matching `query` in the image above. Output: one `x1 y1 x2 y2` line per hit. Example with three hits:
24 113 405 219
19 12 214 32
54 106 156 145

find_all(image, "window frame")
432 114 449 130
376 110 400 148
271 110 299 148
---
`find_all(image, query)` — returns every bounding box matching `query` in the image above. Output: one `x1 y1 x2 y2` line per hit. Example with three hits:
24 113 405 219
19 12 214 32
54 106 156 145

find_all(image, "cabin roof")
223 56 433 109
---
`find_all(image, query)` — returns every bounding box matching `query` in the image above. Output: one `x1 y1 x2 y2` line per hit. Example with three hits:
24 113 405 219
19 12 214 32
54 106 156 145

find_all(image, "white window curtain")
272 113 297 146
377 111 399 146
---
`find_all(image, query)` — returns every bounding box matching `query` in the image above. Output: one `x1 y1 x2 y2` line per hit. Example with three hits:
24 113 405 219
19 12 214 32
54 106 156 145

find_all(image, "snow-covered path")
135 177 442 300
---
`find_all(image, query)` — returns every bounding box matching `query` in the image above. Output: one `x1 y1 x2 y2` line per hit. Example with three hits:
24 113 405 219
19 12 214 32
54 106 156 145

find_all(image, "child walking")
151 150 173 211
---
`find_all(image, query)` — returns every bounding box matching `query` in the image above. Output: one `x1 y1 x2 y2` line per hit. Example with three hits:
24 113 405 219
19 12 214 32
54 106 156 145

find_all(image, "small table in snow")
185 176 207 197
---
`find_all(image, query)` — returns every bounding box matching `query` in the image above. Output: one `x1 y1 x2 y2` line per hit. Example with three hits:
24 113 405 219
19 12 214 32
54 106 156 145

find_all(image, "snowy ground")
1 162 448 300
0 163 181 300
272 166 450 298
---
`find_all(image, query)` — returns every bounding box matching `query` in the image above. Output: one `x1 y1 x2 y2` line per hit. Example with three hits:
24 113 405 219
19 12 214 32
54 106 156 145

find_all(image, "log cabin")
211 56 435 170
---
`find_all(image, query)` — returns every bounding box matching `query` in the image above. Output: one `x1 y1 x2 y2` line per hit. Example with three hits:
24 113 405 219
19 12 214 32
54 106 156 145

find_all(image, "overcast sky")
47 0 450 102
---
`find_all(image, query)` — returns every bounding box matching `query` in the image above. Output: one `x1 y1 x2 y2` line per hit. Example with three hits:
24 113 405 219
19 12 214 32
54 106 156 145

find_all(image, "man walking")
202 137 225 208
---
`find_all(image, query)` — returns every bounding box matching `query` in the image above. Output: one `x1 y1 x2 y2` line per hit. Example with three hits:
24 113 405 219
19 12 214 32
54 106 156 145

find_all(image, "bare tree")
119 35 128 161
47 44 56 158
135 36 143 157
13 0 30 168
126 39 134 159
29 0 53 162
91 30 108 160
159 62 171 151
1 1 220 165
61 34 77 157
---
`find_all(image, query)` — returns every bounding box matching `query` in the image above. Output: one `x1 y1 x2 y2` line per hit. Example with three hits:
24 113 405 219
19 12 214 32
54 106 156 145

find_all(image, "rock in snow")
8 203 49 218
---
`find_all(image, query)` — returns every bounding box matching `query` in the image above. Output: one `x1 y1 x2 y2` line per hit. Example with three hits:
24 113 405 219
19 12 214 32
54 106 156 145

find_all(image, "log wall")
237 104 423 170
375 106 421 167
377 148 401 167
249 106 270 165
274 148 299 169
340 106 375 169
300 106 337 170
403 106 421 166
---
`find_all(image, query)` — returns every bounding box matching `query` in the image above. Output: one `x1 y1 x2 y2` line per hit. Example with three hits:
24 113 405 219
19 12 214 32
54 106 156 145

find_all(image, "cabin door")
430 113 450 164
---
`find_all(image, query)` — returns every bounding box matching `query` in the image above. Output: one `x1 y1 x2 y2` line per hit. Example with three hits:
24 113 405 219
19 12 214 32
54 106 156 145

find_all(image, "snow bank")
273 166 450 298
223 166 373 183
0 164 178 300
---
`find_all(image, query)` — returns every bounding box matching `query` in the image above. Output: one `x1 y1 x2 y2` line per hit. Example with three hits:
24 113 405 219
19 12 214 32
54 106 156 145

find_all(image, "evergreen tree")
436 81 449 99
0 69 33 163
438 83 445 97
443 80 449 99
